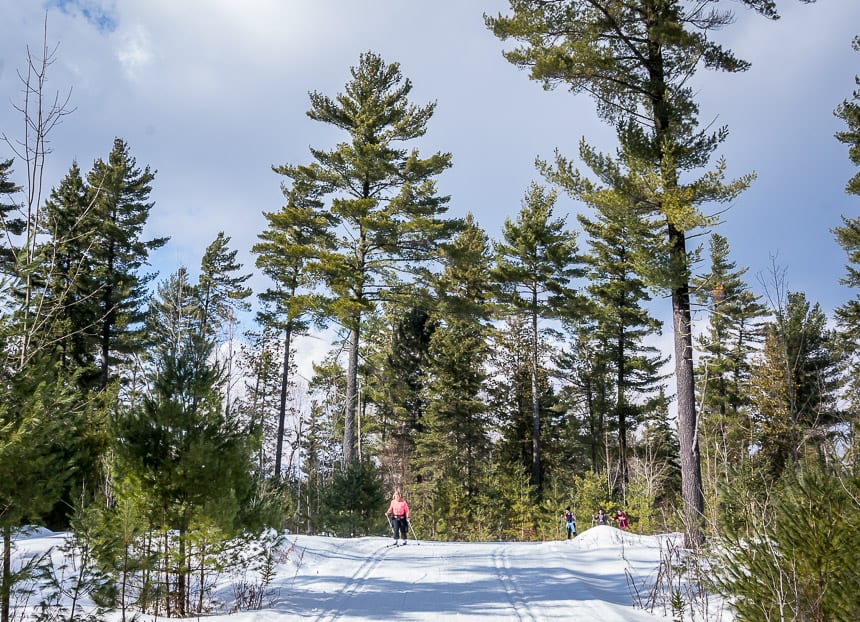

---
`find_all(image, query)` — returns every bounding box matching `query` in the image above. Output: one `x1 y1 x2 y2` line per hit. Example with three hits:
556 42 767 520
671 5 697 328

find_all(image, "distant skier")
385 490 411 545
562 507 577 539
614 509 629 530
593 508 608 526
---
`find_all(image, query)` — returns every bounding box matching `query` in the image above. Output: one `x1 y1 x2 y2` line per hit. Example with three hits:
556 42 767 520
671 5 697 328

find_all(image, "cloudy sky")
2 0 859 364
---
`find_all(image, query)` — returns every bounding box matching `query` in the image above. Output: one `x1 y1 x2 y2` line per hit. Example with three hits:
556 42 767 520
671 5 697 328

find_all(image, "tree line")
1 1 859 619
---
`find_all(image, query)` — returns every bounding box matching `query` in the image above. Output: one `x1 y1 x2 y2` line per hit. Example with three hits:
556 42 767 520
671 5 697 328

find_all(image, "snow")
13 525 727 621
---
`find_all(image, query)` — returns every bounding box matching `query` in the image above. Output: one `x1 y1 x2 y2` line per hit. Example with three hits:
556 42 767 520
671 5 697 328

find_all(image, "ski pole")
408 520 420 545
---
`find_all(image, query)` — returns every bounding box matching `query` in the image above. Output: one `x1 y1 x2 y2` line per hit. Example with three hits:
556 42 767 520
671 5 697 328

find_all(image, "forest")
1 0 859 620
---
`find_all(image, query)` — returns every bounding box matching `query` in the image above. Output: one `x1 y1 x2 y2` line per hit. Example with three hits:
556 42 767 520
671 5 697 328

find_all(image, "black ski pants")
391 515 408 540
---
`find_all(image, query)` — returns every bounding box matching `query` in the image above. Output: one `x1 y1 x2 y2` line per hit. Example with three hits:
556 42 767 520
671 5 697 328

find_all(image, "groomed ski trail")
221 530 686 621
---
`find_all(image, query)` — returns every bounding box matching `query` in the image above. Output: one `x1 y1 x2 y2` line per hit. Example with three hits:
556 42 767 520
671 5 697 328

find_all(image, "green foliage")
576 171 668 490
496 462 538 541
492 183 582 491
537 474 573 540
107 266 264 615
713 467 860 621
835 36 860 197
623 474 657 534
0 158 22 273
319 461 387 537
749 291 842 479
253 181 329 479
693 234 766 526
86 138 168 390
572 471 612 529
0 346 84 535
487 0 774 548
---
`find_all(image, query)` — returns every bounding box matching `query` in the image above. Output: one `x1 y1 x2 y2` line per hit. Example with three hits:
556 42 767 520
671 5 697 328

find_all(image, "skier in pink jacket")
385 490 411 544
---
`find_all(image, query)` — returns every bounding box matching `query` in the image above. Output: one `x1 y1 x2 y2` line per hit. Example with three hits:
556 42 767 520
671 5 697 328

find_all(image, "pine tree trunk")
100 242 115 391
178 527 186 616
670 225 705 548
343 324 360 464
275 322 293 479
617 327 629 489
530 307 541 489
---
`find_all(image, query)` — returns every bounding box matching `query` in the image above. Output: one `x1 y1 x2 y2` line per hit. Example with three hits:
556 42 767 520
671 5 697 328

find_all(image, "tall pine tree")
254 179 332 479
833 35 860 463
750 292 841 478
578 190 667 492
492 183 581 489
274 52 460 464
414 214 493 534
692 234 766 521
487 0 774 545
87 138 167 391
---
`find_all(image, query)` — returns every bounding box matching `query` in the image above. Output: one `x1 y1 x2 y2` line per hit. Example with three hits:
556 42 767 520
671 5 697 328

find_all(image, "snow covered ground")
13 525 727 621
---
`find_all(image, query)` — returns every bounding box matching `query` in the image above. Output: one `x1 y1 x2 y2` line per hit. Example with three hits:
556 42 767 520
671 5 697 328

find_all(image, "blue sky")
1 0 859 367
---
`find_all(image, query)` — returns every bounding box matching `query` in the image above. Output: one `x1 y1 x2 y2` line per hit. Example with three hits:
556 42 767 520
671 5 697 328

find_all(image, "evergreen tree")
835 36 860 198
692 234 766 521
487 0 774 547
578 191 667 492
253 179 332 480
275 52 460 464
554 317 612 475
0 349 76 622
198 232 252 417
38 162 101 385
833 37 860 463
319 460 387 537
749 292 841 478
366 303 436 487
714 466 860 621
113 268 258 616
240 323 287 477
198 232 251 345
492 183 581 489
0 158 22 274
86 138 168 391
488 315 559 486
413 214 493 531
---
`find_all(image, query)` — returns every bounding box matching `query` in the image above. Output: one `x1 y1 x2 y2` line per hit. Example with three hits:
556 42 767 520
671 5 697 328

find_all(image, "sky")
1 0 859 373
14 524 722 620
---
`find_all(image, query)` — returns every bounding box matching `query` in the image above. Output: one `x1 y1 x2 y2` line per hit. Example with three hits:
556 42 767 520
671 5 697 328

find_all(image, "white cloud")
115 24 152 79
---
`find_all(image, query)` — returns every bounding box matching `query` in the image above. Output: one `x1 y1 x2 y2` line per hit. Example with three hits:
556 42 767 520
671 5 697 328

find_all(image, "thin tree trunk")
617 322 628 490
343 323 360 464
586 382 598 473
178 526 186 616
275 321 293 479
530 306 541 489
2 525 10 622
100 251 114 391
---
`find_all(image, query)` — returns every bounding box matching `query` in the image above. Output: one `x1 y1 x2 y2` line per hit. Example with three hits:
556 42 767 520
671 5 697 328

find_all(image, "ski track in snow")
311 541 391 622
494 544 543 622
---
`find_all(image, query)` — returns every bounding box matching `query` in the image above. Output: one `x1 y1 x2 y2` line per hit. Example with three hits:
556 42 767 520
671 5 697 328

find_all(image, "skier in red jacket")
385 490 411 545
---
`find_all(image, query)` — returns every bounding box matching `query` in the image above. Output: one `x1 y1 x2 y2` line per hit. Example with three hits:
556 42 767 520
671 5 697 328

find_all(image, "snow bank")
572 525 682 551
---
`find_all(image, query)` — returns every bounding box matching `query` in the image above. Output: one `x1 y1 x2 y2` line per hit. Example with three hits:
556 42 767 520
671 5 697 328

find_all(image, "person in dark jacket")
562 507 577 539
